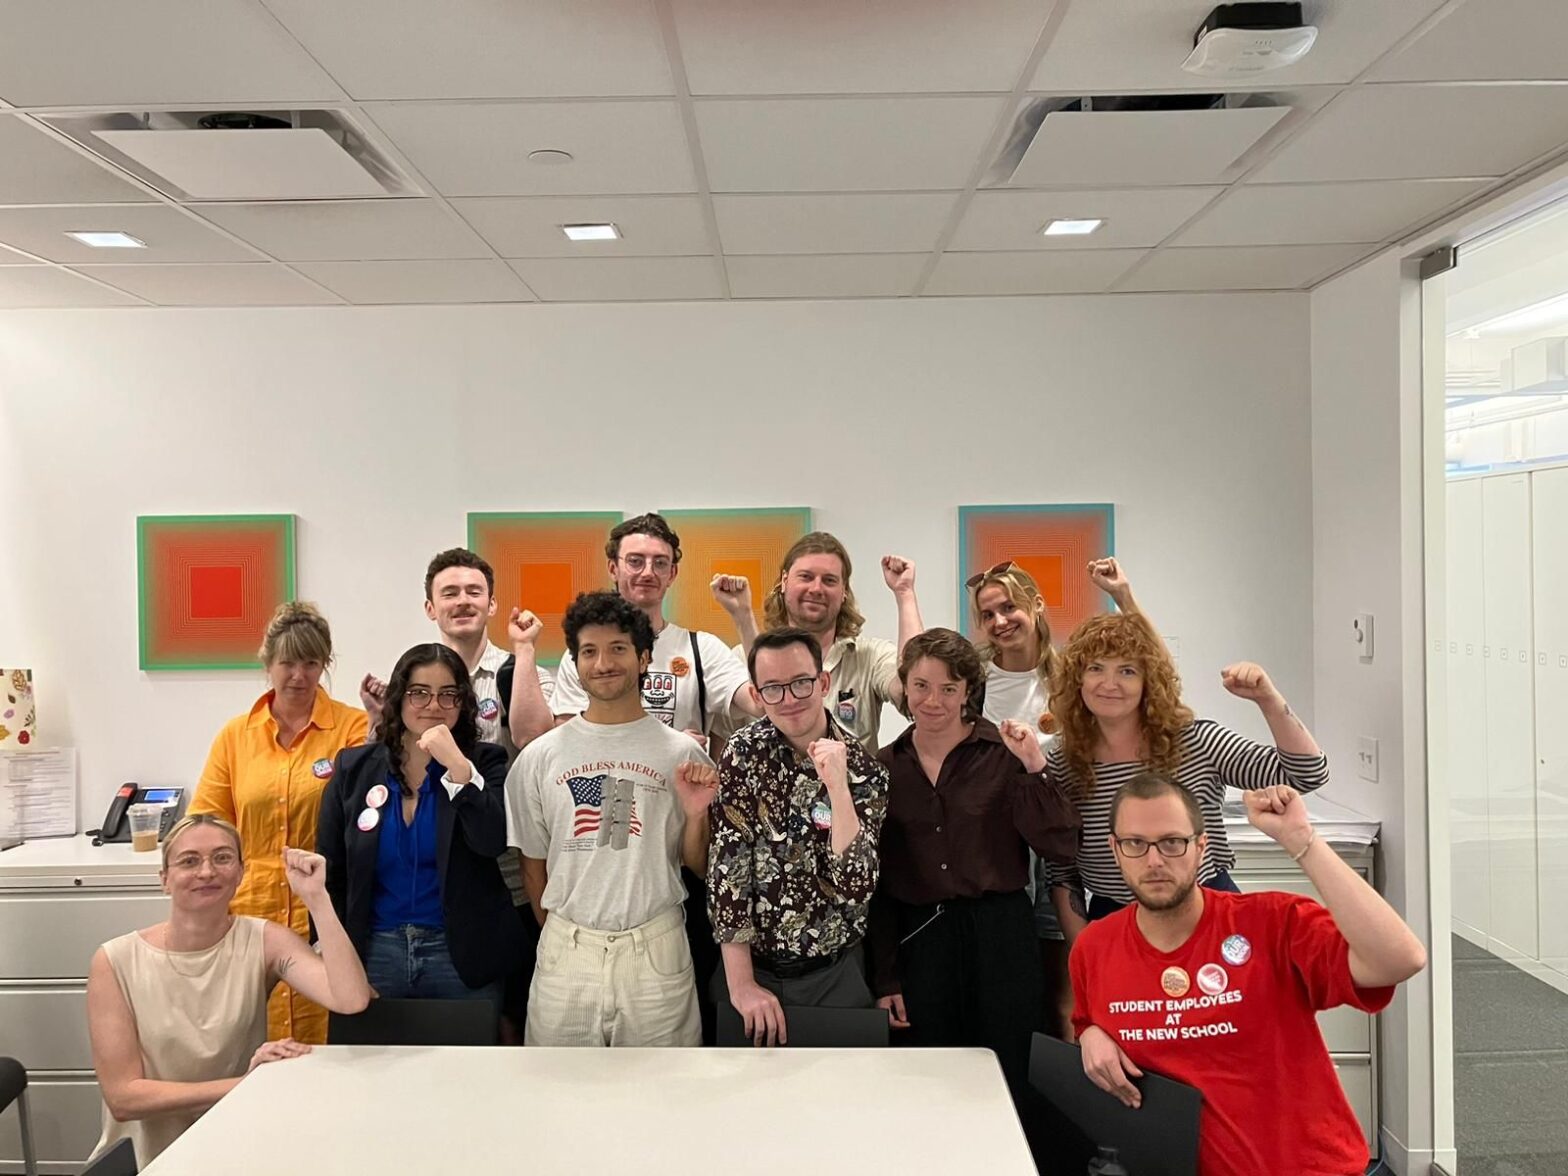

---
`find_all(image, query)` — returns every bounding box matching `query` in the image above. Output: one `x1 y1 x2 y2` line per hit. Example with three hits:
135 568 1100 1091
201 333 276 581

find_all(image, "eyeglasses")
756 675 821 705
1113 835 1199 859
619 554 673 575
966 560 1018 589
405 686 462 709
168 849 241 872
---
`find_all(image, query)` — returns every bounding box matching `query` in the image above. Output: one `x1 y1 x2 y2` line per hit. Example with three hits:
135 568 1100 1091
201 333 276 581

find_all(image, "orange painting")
957 504 1114 644
659 508 813 638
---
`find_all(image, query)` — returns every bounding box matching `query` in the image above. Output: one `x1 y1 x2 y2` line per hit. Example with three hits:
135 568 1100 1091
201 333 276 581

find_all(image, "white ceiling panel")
673 0 1052 95
197 201 491 262
1115 244 1368 291
1031 0 1449 92
727 253 928 299
1372 0 1568 83
697 97 1005 193
713 193 958 255
1008 106 1292 188
1254 84 1568 183
0 116 153 205
0 267 142 308
260 0 674 100
367 102 697 196
1178 178 1489 246
0 245 35 265
0 205 256 265
79 263 334 306
952 187 1222 250
452 195 711 258
0 0 343 107
925 248 1146 295
295 259 536 304
508 256 722 301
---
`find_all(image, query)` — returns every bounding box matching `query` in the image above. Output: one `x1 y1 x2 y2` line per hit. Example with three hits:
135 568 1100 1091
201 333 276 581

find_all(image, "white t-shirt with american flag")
506 713 711 932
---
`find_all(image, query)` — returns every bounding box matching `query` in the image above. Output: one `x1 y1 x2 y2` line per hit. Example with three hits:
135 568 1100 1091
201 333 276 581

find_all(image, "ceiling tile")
673 0 1052 95
925 248 1146 295
1253 84 1568 183
507 256 722 301
260 0 673 99
1372 0 1568 84
366 102 697 197
1177 178 1490 246
0 205 256 264
451 195 710 257
1031 0 1449 92
0 244 38 265
0 267 142 308
696 97 1005 193
0 0 343 106
294 259 536 304
952 187 1222 250
1114 244 1369 291
713 193 958 255
727 253 927 299
78 263 334 306
1008 106 1291 187
196 200 491 261
0 116 153 204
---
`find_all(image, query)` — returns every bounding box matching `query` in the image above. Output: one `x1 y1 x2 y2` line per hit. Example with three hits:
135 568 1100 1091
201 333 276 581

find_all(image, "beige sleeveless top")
92 915 270 1166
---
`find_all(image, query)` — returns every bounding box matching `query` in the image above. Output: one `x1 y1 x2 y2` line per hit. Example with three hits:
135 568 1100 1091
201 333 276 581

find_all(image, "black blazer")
317 741 522 990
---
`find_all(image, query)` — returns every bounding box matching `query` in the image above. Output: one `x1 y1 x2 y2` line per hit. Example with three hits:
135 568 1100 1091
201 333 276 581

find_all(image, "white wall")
0 294 1313 822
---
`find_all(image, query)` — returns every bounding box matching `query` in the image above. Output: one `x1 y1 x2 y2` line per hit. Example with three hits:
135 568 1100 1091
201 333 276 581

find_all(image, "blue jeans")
364 926 501 1004
1085 870 1241 922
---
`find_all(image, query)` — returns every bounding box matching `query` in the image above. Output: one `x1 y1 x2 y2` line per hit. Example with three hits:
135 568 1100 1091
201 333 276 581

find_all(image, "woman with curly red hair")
1008 609 1328 942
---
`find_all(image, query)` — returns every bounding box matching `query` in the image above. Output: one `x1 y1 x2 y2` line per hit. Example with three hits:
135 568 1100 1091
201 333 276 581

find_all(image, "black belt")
753 942 855 979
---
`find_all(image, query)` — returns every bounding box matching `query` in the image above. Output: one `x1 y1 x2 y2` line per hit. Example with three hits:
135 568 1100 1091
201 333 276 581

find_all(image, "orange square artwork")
957 504 1115 644
658 508 813 638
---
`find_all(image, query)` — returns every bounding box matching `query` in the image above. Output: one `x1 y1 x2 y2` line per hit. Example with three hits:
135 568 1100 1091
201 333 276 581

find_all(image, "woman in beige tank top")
86 814 371 1167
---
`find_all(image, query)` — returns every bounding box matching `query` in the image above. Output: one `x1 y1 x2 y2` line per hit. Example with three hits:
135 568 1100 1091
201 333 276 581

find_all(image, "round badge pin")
1197 963 1229 995
1221 934 1252 966
356 807 380 833
810 798 833 830
1161 966 1191 997
478 698 500 721
366 783 389 809
312 758 334 780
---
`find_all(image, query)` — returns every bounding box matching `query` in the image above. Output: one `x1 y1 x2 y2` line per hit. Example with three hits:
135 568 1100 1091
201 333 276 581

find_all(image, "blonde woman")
192 602 369 1042
86 814 369 1167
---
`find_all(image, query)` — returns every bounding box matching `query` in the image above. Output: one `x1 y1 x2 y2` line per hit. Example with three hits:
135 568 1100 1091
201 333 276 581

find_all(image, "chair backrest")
716 1004 889 1048
81 1137 138 1176
327 998 499 1046
0 1057 25 1113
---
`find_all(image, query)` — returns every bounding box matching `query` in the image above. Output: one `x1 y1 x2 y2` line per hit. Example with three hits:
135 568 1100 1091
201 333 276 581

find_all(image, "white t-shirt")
506 714 712 931
551 622 748 735
982 660 1054 753
472 641 555 758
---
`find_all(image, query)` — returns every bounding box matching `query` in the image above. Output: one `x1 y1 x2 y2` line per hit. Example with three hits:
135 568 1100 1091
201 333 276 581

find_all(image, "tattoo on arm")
274 955 296 979
1282 702 1307 732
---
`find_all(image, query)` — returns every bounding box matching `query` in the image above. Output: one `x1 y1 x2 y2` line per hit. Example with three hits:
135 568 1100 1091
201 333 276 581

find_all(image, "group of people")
84 514 1428 1175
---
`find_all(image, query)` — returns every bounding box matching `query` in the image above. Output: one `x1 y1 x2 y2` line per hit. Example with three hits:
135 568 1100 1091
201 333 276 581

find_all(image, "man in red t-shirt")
1070 773 1427 1175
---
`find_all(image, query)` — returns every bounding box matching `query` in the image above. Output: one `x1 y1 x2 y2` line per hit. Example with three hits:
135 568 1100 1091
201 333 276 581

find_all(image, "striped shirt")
1042 718 1329 905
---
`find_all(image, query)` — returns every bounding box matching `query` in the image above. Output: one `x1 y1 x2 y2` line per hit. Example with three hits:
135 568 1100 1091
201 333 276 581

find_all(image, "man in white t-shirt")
507 591 719 1047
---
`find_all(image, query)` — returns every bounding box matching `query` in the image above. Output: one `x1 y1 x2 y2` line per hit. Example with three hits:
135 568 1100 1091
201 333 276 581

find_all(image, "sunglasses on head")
966 560 1018 589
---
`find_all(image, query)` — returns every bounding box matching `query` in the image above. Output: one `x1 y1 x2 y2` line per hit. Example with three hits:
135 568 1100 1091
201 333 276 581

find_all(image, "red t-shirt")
1070 888 1393 1176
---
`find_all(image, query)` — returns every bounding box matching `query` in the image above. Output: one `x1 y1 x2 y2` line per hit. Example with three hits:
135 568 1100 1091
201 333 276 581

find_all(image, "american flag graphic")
566 774 642 839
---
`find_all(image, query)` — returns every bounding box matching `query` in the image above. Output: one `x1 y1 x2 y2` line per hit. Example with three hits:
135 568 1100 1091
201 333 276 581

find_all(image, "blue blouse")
371 762 444 931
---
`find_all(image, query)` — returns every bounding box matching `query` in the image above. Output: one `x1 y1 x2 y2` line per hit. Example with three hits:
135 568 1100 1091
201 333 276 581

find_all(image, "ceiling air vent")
40 109 421 202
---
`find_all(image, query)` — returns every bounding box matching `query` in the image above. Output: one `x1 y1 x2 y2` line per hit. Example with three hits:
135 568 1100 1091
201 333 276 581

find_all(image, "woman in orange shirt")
192 602 369 1043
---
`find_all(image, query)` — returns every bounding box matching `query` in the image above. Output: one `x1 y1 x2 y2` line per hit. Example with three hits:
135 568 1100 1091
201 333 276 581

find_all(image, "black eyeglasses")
406 686 462 710
1113 835 1199 859
756 675 820 705
966 560 1018 589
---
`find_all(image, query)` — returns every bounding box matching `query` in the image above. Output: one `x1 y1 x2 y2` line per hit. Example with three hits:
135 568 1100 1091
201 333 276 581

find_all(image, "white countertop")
1224 792 1380 846
0 832 163 881
143 1045 1035 1175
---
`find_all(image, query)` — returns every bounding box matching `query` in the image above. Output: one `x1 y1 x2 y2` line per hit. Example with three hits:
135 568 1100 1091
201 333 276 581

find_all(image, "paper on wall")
0 747 77 838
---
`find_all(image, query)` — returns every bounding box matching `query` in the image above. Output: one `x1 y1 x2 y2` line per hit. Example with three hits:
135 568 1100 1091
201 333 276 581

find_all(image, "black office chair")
716 1004 889 1048
0 1057 37 1176
328 998 500 1046
80 1138 138 1176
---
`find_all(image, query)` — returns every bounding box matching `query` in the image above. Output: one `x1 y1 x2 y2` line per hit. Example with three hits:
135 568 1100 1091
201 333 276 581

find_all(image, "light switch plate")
1357 736 1379 783
1353 613 1375 662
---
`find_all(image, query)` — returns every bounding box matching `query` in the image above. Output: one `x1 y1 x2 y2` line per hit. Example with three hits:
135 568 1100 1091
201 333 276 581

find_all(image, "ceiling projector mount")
1182 2 1319 77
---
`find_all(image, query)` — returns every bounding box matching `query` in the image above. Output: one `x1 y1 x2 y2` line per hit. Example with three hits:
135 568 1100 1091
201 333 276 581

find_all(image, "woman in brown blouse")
869 628 1082 1170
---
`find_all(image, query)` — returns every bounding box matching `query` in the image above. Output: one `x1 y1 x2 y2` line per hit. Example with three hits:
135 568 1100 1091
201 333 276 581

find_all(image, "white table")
140 1046 1036 1174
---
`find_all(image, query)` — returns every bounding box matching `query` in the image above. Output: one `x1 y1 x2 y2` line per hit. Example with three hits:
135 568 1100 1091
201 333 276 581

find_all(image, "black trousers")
682 867 720 1046
891 889 1091 1176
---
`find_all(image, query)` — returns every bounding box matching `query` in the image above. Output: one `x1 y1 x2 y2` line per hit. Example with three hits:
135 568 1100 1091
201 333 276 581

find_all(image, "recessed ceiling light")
561 223 621 242
66 230 146 248
1042 218 1104 237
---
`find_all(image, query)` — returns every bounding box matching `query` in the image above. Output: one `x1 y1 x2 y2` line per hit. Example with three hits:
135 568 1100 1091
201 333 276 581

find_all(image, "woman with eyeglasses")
317 643 522 1004
1019 612 1329 942
86 814 369 1167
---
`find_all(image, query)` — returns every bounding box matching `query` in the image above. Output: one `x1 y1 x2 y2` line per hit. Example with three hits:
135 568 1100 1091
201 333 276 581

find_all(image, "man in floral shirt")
707 628 889 1046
